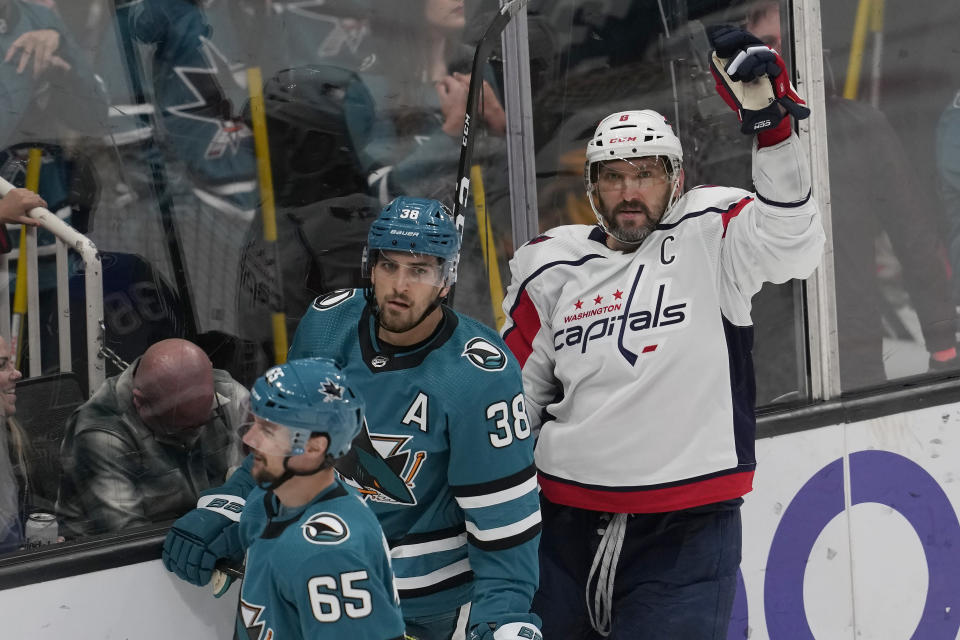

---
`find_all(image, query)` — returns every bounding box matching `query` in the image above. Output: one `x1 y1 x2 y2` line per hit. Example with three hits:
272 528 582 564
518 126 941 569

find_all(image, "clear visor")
241 414 311 457
367 251 449 287
593 157 671 194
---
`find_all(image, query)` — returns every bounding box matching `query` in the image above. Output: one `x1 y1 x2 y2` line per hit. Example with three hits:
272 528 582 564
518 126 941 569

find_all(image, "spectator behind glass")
0 337 26 552
361 0 506 205
0 0 107 148
58 339 247 538
746 1 957 389
0 190 43 553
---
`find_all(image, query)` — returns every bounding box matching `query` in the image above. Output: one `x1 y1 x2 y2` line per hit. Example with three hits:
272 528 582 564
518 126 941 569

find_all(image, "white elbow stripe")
465 510 542 551
197 494 246 522
391 533 468 559
394 559 473 599
455 475 539 510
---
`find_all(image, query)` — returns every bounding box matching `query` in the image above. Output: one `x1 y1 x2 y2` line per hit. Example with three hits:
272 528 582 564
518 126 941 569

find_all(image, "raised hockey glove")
469 622 544 640
706 24 810 145
162 494 246 586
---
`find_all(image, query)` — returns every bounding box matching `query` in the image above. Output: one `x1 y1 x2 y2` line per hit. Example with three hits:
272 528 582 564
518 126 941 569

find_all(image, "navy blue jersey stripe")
722 317 758 469
503 254 606 342
756 189 812 208
656 199 751 231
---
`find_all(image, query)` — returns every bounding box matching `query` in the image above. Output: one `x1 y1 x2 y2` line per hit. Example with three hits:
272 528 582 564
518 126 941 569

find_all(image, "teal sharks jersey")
236 478 405 640
288 289 541 630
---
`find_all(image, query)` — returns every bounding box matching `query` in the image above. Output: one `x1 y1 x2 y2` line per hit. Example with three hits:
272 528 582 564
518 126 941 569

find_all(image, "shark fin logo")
313 289 355 310
462 337 507 371
335 423 424 505
240 598 274 640
301 513 350 545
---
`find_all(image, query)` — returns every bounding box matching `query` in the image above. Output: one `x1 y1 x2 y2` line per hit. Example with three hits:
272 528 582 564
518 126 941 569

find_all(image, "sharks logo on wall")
335 423 425 505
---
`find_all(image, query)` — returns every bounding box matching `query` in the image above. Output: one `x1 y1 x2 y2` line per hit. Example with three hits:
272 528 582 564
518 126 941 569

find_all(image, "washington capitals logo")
301 513 350 545
462 338 507 371
321 379 344 402
168 36 252 159
239 599 274 640
336 423 424 505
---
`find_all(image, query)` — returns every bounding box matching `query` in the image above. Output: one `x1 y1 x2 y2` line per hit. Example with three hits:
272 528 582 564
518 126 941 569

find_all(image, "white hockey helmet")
584 110 684 231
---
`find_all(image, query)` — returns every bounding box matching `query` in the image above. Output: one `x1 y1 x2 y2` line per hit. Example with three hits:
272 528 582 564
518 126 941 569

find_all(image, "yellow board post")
11 148 42 369
843 0 873 100
247 67 288 364
470 165 506 330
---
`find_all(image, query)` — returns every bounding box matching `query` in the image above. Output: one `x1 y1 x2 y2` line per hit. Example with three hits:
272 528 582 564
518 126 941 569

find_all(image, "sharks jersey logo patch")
313 289 355 310
462 337 507 371
240 598 274 640
336 423 425 505
301 513 350 545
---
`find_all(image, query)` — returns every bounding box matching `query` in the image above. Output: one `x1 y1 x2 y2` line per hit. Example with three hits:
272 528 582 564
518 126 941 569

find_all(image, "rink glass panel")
0 0 513 555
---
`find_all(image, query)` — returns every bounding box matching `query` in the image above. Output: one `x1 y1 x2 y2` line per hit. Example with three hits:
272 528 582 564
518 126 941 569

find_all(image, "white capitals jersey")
501 133 824 513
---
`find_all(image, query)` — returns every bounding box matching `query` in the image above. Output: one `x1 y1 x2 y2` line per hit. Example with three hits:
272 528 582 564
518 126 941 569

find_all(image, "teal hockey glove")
162 494 245 586
469 622 543 640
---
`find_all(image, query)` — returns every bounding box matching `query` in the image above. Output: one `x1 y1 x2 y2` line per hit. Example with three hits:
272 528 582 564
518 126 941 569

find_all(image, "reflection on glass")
820 0 960 392
0 0 514 555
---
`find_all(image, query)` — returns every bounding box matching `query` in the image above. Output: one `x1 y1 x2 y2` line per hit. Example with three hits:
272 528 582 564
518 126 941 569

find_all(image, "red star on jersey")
574 300 583 310
613 290 623 300
594 294 603 305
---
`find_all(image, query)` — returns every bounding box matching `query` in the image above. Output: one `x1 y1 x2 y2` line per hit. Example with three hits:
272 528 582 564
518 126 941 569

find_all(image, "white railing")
0 176 104 395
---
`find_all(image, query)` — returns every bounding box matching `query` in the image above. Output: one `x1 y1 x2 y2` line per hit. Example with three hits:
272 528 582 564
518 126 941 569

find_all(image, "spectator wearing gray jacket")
58 339 248 537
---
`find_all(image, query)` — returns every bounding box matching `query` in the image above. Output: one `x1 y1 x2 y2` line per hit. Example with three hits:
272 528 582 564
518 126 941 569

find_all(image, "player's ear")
306 433 331 458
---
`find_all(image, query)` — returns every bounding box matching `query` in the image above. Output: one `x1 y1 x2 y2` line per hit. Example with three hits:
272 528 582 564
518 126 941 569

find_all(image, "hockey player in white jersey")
500 26 824 640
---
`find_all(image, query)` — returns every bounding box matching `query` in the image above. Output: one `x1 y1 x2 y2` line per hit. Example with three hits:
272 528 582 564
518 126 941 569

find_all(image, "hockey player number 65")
308 571 372 622
486 394 531 448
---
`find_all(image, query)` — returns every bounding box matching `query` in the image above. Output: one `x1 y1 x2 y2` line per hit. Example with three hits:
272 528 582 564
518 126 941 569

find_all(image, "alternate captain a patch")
301 513 350 545
462 337 507 371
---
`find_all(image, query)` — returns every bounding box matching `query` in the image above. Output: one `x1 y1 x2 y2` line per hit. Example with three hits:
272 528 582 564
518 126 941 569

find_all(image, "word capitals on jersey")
554 280 691 360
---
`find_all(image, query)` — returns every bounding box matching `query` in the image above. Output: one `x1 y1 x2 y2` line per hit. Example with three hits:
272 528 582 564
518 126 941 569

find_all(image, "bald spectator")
58 339 248 537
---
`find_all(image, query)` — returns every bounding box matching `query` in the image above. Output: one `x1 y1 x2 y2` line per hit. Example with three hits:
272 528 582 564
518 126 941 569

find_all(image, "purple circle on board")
764 450 960 639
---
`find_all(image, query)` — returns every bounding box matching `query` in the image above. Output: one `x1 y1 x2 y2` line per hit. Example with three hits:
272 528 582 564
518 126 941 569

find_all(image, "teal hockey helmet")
247 358 364 459
363 196 460 285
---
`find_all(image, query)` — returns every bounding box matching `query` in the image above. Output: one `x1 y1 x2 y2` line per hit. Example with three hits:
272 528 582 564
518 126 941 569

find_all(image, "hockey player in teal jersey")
234 357 405 640
287 197 542 640
163 197 542 640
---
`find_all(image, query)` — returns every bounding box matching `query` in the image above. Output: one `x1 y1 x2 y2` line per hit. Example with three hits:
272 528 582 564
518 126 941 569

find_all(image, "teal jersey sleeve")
446 326 542 631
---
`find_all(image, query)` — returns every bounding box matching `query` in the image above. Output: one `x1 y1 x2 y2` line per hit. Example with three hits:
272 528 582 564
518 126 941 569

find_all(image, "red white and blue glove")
706 24 810 145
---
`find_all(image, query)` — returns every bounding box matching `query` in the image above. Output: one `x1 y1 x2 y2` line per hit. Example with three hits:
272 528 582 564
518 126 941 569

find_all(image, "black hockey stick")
448 0 529 305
